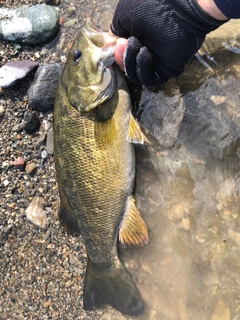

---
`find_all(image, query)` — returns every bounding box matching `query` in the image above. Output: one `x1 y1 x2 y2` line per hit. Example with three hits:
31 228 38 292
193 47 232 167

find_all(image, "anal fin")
127 114 148 144
119 196 149 247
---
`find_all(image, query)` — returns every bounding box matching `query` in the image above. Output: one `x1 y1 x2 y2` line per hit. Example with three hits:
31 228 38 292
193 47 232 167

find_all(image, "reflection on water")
100 20 240 320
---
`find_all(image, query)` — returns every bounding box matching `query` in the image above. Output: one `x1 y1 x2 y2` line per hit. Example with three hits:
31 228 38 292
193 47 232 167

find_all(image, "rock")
35 132 47 150
26 197 48 229
45 0 61 4
140 87 185 148
27 63 62 113
168 204 183 221
12 123 24 132
41 150 48 161
46 128 54 155
0 5 59 44
0 60 39 88
13 157 25 170
42 120 51 131
0 105 5 116
211 300 230 320
25 162 37 175
181 77 240 160
23 110 40 132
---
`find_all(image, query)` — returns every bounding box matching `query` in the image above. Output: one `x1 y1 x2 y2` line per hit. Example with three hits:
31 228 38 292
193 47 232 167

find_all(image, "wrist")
196 0 228 20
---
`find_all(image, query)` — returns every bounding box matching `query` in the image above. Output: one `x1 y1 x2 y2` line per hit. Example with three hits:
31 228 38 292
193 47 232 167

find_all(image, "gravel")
0 0 119 319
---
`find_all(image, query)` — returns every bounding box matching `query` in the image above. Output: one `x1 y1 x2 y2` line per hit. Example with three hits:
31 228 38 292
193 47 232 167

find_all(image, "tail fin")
83 259 144 316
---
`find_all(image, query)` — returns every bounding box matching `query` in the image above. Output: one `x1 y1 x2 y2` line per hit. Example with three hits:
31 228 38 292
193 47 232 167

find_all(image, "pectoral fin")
127 114 148 144
119 196 149 247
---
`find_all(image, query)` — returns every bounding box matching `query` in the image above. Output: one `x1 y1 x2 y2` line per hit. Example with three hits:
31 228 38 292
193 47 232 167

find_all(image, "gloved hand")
110 0 227 86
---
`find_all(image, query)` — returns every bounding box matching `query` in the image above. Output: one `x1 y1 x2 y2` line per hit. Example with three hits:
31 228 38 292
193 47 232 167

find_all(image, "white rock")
26 197 48 229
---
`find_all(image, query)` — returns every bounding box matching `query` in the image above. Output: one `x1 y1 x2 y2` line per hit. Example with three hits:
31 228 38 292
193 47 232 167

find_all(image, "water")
117 20 240 320
58 3 240 318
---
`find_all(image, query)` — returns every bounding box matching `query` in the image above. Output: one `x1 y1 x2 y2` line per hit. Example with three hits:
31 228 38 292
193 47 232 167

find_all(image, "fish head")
63 20 118 113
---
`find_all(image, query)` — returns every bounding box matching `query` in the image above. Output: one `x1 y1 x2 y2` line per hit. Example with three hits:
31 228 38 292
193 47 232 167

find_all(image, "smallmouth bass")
53 20 149 316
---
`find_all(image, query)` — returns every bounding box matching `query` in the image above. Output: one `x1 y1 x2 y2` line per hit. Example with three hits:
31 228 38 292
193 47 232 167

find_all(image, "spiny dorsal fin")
119 196 149 247
127 114 148 144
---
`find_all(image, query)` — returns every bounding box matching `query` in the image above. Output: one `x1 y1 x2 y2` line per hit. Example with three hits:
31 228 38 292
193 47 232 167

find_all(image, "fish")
53 20 149 316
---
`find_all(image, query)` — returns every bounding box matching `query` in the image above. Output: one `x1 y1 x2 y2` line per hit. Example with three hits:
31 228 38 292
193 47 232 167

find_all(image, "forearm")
196 0 228 20
198 0 240 19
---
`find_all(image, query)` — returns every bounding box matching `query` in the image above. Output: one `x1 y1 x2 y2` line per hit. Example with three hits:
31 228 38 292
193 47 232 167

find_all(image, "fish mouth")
79 20 117 112
83 19 117 67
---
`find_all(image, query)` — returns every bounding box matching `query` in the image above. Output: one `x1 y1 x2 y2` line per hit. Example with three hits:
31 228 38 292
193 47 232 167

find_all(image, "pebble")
25 162 37 175
41 150 48 160
27 63 62 113
3 180 9 187
43 229 51 241
211 300 230 320
25 197 48 229
13 157 25 170
24 110 40 132
0 5 60 45
0 105 5 116
42 120 51 131
46 128 54 155
168 204 183 221
0 60 39 88
12 123 24 132
35 132 47 150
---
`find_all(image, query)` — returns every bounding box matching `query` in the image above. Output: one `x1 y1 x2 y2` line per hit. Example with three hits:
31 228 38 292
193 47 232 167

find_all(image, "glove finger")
124 36 142 84
125 39 166 86
135 47 163 86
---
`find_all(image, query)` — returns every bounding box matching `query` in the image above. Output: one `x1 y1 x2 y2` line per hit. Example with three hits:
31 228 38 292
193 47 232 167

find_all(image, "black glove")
111 0 227 86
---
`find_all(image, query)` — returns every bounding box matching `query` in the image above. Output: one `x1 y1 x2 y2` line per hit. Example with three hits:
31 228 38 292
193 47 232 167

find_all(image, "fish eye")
73 50 82 62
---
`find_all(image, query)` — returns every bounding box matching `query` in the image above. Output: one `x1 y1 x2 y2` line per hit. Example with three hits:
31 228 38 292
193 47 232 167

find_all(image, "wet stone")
27 63 62 113
140 87 185 148
180 77 240 160
168 204 184 221
211 300 230 320
0 5 60 44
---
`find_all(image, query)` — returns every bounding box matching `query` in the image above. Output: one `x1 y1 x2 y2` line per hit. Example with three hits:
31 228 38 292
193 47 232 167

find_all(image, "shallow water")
116 20 240 320
59 4 240 319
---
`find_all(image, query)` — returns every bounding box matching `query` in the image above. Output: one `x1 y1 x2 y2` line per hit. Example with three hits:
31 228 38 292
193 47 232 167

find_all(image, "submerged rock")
0 60 39 88
0 5 59 44
140 87 185 148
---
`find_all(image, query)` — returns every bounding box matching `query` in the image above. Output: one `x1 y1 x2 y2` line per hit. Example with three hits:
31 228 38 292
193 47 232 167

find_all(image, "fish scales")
53 21 148 316
54 76 134 262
